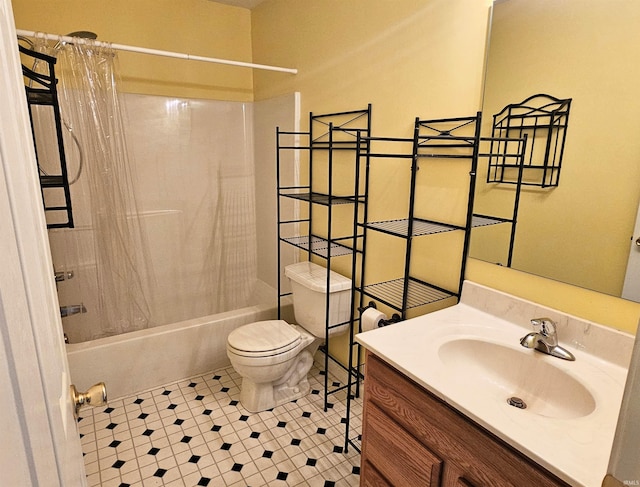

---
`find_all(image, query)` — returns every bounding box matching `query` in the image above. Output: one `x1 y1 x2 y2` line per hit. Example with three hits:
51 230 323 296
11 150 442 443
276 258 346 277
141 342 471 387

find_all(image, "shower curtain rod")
15 29 298 74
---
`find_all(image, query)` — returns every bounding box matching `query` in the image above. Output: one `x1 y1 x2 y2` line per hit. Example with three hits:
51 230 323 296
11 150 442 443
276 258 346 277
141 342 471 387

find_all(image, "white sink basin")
438 338 596 419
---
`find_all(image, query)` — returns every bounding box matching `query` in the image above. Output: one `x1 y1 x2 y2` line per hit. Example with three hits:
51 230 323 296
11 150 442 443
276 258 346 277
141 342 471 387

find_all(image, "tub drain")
507 396 527 409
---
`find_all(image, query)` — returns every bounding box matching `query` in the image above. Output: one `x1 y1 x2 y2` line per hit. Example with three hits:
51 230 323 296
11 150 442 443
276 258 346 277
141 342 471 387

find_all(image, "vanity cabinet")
360 352 571 487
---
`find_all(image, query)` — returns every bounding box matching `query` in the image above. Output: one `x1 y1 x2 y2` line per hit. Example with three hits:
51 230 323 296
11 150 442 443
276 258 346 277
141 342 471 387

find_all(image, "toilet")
226 261 352 412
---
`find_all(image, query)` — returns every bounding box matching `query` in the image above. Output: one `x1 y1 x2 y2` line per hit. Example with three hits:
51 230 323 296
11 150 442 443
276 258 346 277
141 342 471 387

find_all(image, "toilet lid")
227 320 301 356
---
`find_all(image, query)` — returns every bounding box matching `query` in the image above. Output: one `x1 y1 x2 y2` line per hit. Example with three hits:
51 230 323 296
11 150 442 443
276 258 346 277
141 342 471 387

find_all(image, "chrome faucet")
60 304 87 318
519 317 575 361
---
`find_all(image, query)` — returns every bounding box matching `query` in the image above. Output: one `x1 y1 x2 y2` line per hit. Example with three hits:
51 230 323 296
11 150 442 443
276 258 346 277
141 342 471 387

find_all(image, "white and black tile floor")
78 364 362 487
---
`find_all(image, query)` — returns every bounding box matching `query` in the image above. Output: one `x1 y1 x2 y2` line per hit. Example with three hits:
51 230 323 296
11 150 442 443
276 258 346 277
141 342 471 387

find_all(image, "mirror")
470 0 640 299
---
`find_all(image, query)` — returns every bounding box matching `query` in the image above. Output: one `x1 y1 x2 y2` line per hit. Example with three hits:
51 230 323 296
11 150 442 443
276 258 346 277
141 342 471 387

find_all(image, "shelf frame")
345 113 483 453
472 134 528 267
276 105 372 418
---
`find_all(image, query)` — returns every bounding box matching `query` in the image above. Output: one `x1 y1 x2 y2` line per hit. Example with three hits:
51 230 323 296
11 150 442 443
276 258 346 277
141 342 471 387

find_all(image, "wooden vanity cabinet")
360 352 571 487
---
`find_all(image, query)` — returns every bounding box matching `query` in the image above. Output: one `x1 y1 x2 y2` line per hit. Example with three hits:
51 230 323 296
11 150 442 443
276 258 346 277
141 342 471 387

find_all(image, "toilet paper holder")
358 301 401 327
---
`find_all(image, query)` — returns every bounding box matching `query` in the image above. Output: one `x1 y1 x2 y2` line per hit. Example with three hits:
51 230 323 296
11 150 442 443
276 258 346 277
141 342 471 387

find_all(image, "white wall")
253 92 300 290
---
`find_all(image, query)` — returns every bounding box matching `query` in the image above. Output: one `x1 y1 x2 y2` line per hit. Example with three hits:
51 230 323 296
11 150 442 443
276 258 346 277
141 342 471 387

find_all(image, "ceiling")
209 0 267 9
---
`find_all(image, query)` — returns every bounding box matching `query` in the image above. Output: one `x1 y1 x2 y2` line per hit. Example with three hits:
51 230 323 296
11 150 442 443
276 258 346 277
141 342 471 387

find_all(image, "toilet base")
239 350 314 413
275 377 311 407
239 376 312 413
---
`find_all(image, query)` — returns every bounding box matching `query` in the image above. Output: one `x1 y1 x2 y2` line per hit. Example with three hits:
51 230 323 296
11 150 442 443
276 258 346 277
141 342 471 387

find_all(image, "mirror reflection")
470 0 640 300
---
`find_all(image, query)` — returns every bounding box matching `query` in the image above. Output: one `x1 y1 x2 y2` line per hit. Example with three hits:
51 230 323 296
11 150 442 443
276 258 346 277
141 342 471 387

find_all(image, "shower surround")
52 94 262 344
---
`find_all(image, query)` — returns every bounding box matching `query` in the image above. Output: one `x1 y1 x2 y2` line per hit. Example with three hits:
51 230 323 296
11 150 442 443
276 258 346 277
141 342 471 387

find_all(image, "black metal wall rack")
276 105 371 412
488 94 571 188
344 113 483 453
20 45 74 229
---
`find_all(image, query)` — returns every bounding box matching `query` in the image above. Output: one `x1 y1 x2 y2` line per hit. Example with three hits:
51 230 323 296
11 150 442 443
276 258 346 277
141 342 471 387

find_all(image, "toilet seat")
227 320 301 358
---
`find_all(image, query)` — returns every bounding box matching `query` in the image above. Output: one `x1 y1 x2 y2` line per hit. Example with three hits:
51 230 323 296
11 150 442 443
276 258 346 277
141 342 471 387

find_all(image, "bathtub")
67 282 293 400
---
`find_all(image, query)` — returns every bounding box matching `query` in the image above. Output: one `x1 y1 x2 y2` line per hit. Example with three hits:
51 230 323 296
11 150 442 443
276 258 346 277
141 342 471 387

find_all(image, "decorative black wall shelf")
488 94 571 188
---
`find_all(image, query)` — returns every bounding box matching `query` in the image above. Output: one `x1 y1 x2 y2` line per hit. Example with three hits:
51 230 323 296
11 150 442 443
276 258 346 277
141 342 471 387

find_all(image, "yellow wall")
251 0 640 338
250 0 491 261
12 0 254 101
252 0 490 131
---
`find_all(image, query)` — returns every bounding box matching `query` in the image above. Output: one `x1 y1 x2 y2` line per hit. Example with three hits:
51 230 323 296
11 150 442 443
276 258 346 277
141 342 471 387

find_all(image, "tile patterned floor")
78 364 362 487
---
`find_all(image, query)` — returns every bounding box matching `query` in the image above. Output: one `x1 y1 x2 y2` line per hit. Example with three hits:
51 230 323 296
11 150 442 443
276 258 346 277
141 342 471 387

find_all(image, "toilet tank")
284 261 352 337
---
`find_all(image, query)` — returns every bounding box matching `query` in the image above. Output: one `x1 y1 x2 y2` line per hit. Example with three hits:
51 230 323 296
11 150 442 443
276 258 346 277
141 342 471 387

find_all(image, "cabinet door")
362 401 443 486
363 352 570 487
361 460 392 487
442 464 478 487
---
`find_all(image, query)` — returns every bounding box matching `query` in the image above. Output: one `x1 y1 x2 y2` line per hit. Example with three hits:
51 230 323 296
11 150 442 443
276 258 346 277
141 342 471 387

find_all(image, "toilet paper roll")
361 307 387 332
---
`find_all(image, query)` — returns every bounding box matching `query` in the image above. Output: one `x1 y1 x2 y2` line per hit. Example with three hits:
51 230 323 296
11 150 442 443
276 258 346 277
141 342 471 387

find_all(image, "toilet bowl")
226 262 352 412
227 320 319 412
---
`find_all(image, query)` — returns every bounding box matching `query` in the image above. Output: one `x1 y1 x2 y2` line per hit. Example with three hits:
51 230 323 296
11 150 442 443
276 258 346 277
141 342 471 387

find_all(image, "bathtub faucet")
60 304 87 318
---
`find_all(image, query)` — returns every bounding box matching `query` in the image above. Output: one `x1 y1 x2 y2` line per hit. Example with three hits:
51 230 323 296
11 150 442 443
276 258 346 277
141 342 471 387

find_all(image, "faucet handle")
531 317 557 334
531 317 558 342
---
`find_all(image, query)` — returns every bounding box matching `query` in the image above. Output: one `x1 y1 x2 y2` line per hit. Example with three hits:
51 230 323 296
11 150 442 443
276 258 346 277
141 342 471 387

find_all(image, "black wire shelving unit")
344 113 483 453
20 45 74 229
276 105 372 413
471 134 528 268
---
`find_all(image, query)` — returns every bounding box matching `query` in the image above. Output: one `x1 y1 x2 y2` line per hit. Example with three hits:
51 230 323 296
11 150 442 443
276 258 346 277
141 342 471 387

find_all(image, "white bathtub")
67 284 293 400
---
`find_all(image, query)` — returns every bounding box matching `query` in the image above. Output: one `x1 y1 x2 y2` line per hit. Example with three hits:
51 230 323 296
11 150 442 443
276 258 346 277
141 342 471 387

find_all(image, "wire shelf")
488 94 571 188
281 235 353 258
280 191 361 206
365 218 461 238
363 278 453 310
21 45 74 229
471 215 511 227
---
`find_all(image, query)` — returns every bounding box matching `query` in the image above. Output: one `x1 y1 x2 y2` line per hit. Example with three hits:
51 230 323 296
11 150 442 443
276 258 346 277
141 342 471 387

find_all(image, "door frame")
622 201 640 302
0 0 86 484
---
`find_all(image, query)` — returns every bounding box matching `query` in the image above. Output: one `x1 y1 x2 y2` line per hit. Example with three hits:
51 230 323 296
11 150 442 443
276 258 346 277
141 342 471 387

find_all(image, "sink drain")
507 396 527 409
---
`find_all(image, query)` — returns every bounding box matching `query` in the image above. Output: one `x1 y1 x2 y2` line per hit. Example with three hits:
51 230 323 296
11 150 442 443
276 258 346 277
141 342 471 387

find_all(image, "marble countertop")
356 281 634 487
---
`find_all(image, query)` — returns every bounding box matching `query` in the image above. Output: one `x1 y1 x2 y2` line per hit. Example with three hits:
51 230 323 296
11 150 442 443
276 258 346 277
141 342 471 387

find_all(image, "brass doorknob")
70 382 107 418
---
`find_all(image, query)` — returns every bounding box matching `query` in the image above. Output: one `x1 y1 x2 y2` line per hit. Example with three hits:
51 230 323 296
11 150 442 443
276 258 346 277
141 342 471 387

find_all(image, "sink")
355 284 632 487
438 338 596 420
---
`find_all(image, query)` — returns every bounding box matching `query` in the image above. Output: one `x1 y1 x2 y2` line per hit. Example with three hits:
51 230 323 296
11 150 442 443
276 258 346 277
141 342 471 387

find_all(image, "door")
622 202 640 302
0 1 86 485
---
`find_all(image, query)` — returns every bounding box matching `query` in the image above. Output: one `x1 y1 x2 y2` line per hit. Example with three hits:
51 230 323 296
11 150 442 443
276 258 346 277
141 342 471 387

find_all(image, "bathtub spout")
60 304 87 318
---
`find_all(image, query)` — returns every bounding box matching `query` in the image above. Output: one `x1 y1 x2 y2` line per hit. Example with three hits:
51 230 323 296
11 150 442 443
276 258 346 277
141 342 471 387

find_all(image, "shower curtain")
31 36 259 342
35 36 153 339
